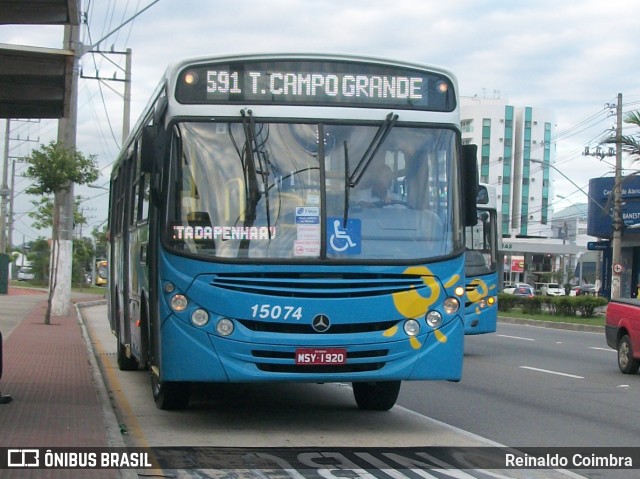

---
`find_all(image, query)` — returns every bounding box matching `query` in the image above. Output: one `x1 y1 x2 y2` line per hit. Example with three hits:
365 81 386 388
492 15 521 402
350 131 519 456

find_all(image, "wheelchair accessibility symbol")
327 218 361 254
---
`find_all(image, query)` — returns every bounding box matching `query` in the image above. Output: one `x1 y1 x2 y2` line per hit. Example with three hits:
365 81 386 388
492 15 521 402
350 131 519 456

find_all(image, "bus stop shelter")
0 0 78 119
0 0 79 293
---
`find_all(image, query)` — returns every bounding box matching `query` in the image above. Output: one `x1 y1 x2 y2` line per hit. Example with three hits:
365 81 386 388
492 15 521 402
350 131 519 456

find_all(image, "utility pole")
611 93 624 299
582 94 624 298
0 120 10 254
80 47 132 144
52 20 80 317
123 48 132 142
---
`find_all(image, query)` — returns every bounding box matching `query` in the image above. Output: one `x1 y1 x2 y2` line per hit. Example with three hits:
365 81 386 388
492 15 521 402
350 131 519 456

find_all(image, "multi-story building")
460 96 556 239
461 96 590 286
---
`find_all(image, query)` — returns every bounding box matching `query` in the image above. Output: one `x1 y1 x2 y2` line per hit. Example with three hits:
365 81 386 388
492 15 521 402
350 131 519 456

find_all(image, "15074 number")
250 304 303 320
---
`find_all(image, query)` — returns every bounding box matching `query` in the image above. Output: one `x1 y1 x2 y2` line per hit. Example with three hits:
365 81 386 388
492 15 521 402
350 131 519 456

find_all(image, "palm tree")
619 110 640 160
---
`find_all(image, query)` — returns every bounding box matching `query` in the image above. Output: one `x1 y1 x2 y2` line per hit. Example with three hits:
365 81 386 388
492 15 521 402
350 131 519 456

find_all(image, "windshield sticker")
293 240 320 257
295 206 320 224
171 225 276 241
327 217 361 254
294 207 320 254
305 194 320 206
297 224 320 241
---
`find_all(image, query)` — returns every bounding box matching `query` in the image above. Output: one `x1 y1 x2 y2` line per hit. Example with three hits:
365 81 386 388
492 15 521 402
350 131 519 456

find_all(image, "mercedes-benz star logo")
311 314 331 333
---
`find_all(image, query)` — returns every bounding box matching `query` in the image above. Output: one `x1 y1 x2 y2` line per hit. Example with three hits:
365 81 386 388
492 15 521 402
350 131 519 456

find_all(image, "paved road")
80 304 585 479
397 322 640 478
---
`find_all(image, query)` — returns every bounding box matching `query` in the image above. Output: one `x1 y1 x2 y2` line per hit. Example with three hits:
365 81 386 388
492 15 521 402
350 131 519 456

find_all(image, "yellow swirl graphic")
434 329 447 343
392 266 440 319
467 279 489 303
445 274 461 288
383 325 399 338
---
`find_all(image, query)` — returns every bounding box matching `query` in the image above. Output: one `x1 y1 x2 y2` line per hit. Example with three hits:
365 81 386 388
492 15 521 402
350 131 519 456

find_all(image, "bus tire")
352 380 401 411
151 372 191 410
117 341 139 371
116 317 139 371
617 335 640 375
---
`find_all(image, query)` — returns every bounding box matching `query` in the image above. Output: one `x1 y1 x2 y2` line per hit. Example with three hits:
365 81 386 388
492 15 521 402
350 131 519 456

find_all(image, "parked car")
17 266 34 281
502 282 530 294
512 285 535 298
536 282 565 296
605 298 640 374
569 284 596 296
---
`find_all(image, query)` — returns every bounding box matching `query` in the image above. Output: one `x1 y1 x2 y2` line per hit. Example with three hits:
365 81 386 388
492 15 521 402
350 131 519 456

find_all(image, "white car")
17 266 35 281
539 283 565 296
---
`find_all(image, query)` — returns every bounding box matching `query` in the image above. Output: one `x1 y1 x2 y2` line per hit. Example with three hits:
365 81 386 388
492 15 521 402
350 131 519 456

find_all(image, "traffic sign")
587 241 610 251
613 263 623 274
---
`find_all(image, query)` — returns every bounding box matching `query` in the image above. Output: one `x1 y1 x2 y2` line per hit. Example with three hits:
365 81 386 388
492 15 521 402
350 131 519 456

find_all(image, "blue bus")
107 53 478 410
464 184 499 334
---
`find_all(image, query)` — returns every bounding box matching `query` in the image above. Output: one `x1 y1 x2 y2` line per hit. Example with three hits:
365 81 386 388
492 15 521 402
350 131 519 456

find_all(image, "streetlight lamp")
529 158 611 218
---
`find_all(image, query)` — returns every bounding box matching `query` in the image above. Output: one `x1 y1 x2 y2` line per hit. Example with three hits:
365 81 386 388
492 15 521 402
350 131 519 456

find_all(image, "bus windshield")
465 207 498 275
165 119 461 261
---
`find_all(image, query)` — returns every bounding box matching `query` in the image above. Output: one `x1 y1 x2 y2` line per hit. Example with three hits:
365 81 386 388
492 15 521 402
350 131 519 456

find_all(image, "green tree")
24 141 99 324
28 196 89 231
72 237 94 287
26 238 51 284
620 110 640 159
92 225 108 260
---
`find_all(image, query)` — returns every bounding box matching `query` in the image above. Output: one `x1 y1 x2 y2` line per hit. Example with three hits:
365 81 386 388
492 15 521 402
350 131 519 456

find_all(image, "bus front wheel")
352 381 401 411
151 372 191 410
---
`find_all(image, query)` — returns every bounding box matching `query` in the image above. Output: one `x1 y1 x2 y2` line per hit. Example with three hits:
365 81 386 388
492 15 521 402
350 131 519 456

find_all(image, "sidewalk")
0 286 119 478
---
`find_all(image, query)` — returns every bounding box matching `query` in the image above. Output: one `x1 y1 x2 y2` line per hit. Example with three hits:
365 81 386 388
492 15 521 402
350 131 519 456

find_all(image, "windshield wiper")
348 112 398 187
240 109 260 226
246 110 272 238
239 109 273 254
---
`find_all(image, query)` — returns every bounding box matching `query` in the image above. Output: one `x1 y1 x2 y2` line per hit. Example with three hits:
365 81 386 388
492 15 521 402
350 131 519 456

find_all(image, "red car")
605 299 640 374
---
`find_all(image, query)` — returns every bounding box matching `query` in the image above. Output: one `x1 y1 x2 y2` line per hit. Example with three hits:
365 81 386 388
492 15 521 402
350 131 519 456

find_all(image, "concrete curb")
76 300 139 479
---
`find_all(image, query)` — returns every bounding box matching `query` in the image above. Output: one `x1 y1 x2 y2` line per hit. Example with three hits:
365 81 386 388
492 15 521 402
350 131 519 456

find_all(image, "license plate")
295 348 347 365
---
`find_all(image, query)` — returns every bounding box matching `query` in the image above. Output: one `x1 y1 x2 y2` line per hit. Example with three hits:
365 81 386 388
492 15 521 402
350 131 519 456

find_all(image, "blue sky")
2 0 640 242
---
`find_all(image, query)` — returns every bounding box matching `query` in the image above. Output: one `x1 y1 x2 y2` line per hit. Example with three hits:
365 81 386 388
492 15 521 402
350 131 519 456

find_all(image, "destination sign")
175 59 455 111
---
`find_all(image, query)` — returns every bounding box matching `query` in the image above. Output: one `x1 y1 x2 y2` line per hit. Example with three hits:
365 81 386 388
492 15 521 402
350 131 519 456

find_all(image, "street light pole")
534 94 624 298
529 158 611 218
611 93 623 299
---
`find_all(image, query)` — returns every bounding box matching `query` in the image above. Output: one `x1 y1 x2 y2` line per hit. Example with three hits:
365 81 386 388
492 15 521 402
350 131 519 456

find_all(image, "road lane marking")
589 347 616 352
519 366 584 379
497 334 535 341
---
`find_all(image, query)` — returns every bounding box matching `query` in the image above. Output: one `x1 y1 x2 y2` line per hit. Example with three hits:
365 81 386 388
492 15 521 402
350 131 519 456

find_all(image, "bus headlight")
487 296 496 306
443 296 460 314
191 309 209 327
478 299 487 309
403 319 420 336
170 294 188 312
426 311 443 328
216 318 234 336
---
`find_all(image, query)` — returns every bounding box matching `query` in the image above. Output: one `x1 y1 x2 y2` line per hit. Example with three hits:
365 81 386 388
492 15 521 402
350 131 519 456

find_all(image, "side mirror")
461 144 478 227
140 93 168 174
141 125 156 173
